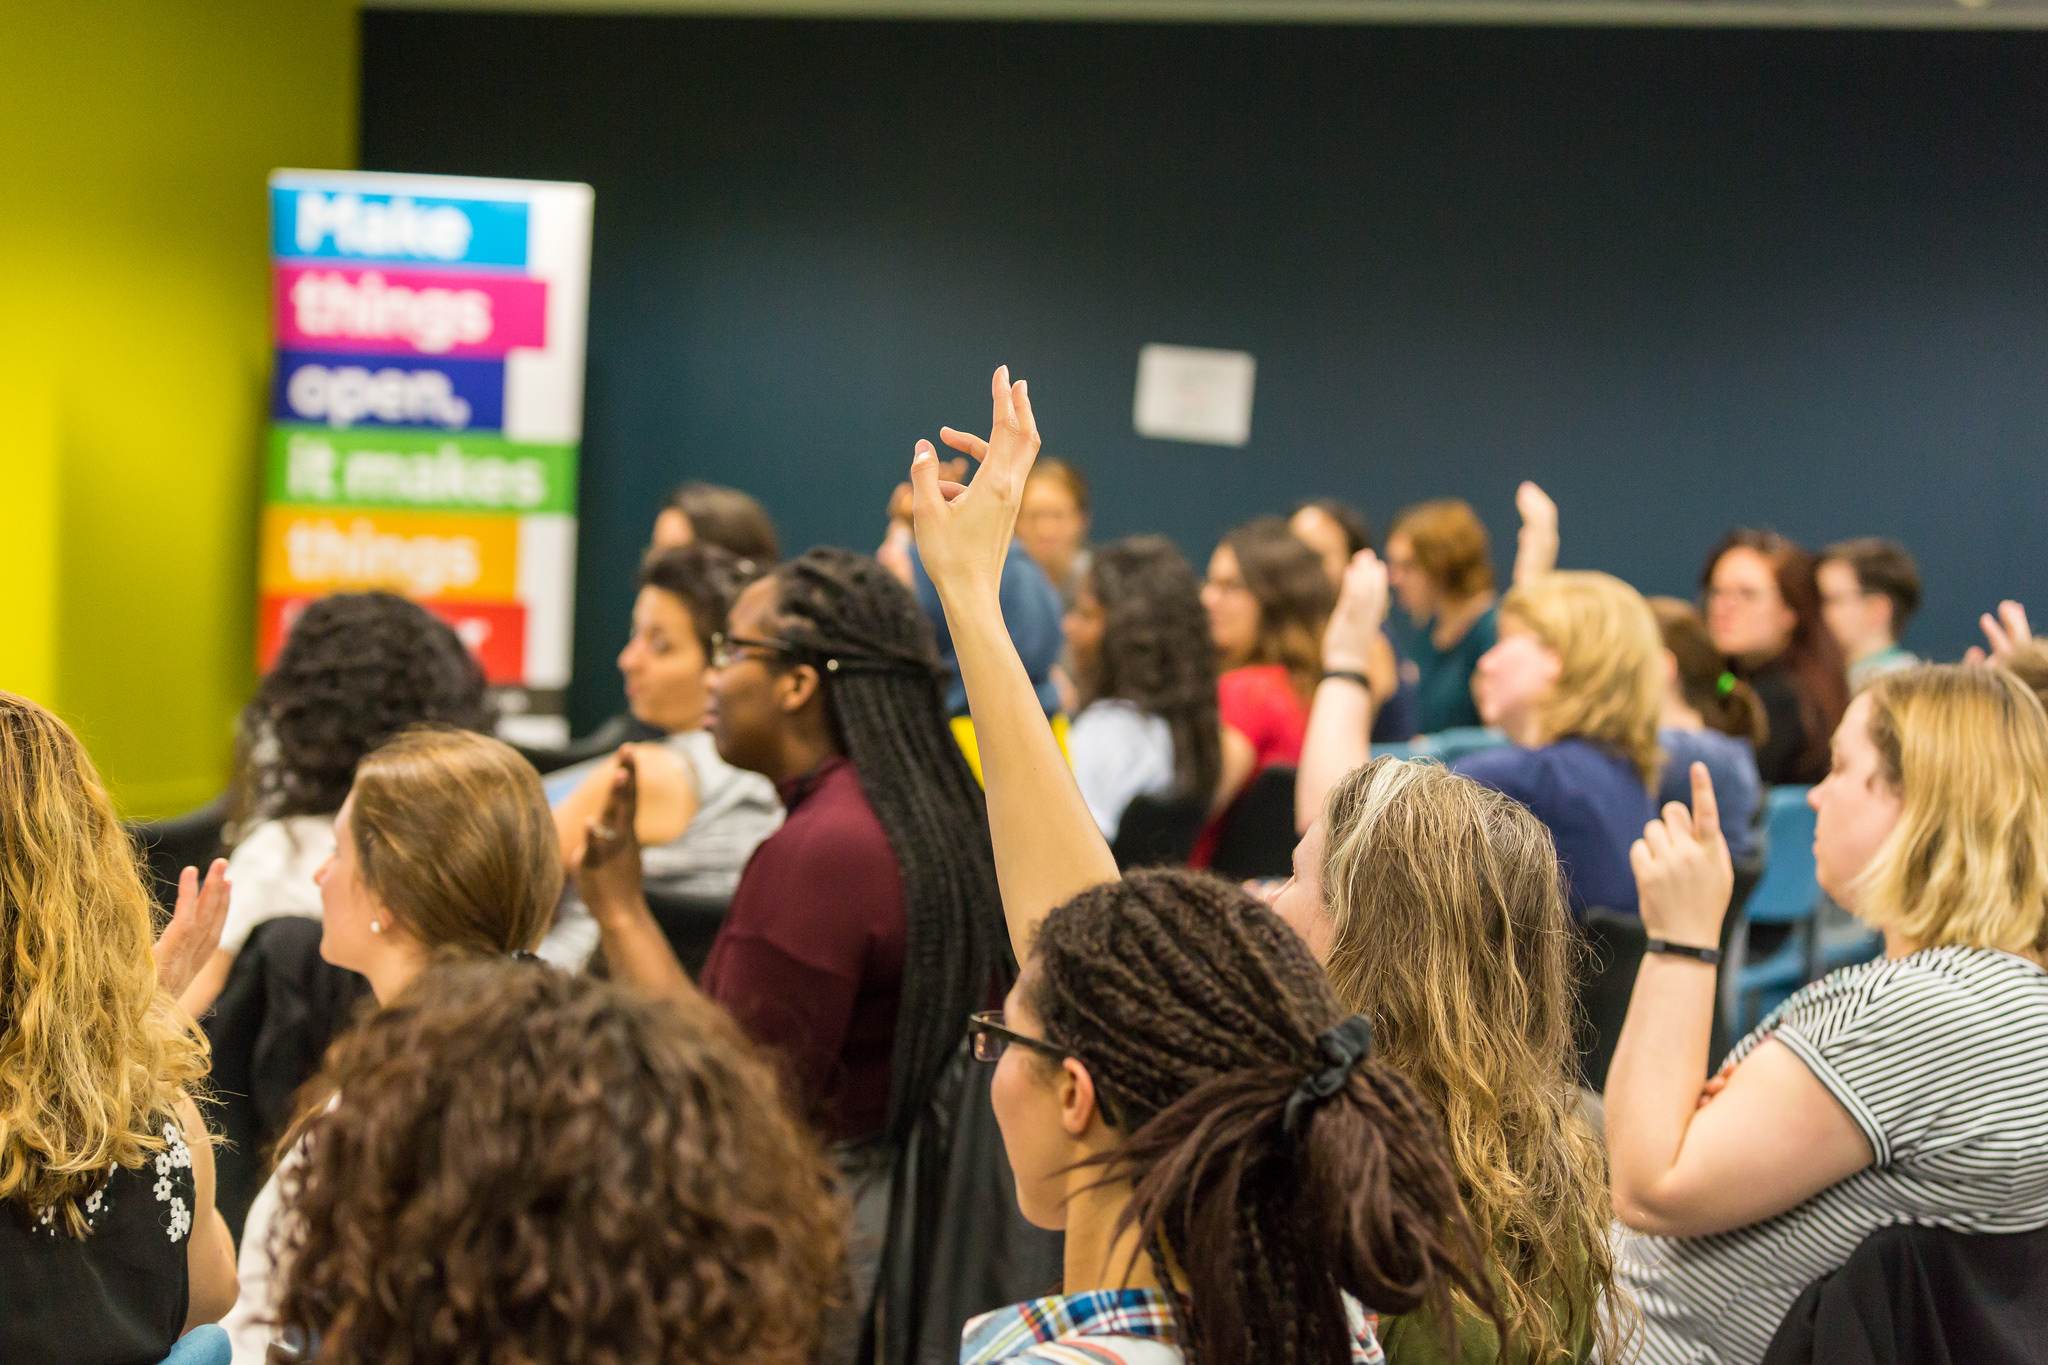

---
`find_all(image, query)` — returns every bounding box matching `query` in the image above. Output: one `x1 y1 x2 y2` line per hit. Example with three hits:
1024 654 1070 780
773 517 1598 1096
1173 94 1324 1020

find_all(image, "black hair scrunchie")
1282 1014 1376 1136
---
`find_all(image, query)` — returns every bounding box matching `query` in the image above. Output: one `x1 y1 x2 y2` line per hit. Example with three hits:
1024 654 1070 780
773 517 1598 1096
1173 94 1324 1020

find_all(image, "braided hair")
1079 537 1222 801
768 548 1009 1141
1027 869 1500 1365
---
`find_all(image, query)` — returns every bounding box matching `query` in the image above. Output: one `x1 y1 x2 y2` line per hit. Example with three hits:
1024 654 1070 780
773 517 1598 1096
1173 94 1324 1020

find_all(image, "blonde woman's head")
0 691 208 1229
1482 571 1663 787
1819 665 2048 955
1290 757 1617 1363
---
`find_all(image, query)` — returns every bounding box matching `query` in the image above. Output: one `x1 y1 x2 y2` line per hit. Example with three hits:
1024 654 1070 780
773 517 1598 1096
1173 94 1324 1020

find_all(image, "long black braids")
768 549 1010 1142
1026 870 1503 1365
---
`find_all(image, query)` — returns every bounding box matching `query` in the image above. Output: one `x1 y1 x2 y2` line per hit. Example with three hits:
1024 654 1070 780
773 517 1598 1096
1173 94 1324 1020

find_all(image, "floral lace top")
0 1115 196 1364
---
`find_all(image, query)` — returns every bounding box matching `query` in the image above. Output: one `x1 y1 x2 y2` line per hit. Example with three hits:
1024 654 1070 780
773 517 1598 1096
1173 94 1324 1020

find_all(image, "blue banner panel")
270 186 529 267
270 350 506 432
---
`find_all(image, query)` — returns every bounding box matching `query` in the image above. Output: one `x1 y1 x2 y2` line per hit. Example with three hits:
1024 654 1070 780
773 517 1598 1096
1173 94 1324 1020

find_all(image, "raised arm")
575 750 700 1008
1511 480 1559 586
1296 550 1387 832
1604 764 1873 1236
910 368 1119 962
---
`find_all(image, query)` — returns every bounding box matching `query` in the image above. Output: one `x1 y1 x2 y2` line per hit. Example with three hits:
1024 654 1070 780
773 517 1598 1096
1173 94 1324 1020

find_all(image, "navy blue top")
1657 727 1764 868
1370 627 1421 744
910 543 1064 717
1453 737 1656 916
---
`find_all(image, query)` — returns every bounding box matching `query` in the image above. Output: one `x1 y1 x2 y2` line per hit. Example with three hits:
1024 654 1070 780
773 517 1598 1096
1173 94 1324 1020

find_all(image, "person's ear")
777 662 822 715
1661 647 1681 690
1056 1057 1106 1137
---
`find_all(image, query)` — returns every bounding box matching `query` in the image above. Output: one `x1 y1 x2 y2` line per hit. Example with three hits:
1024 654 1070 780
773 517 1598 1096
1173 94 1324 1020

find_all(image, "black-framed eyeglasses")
967 1011 1068 1065
709 632 798 670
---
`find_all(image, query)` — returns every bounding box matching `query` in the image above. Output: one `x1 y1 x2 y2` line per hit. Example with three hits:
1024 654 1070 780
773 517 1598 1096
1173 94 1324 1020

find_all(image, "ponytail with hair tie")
1283 1015 1375 1136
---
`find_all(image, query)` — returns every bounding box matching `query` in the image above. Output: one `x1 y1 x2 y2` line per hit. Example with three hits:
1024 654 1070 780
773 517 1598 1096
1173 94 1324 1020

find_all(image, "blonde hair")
0 692 208 1233
1320 758 1623 1363
1501 571 1663 788
1391 499 1495 599
1855 666 2048 955
347 728 562 956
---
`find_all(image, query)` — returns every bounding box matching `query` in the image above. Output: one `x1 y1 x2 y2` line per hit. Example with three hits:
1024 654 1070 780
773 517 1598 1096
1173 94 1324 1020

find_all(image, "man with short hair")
1819 537 1923 691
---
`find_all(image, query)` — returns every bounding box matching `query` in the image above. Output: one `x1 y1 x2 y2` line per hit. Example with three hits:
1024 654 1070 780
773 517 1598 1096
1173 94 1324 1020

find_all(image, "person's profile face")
1062 582 1108 682
1017 477 1087 582
1201 545 1261 665
1269 820 1334 964
986 967 1085 1232
1809 693 1904 910
1705 547 1797 663
706 576 788 777
1384 532 1436 623
1817 558 1887 659
617 587 711 734
1472 618 1563 737
316 795 389 978
1289 507 1351 589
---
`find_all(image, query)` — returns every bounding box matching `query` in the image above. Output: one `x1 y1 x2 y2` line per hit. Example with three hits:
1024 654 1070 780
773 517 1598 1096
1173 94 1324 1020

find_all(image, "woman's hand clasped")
1630 761 1734 953
908 366 1040 604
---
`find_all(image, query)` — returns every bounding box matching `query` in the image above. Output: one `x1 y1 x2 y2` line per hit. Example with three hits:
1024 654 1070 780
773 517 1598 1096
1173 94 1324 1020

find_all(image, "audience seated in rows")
1061 535 1241 841
1818 537 1923 693
548 544 782 903
223 727 562 1364
1701 531 1849 785
265 961 841 1365
1606 666 2048 1365
908 370 1625 1365
1 691 236 1361
1649 597 1764 867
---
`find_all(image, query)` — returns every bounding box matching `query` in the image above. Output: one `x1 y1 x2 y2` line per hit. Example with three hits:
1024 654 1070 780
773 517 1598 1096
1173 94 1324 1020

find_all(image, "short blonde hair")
1500 571 1663 787
0 692 208 1232
1856 665 2048 955
1391 499 1494 599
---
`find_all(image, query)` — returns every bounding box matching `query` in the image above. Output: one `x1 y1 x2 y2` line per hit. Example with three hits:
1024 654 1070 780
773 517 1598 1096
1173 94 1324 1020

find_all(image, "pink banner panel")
274 264 548 358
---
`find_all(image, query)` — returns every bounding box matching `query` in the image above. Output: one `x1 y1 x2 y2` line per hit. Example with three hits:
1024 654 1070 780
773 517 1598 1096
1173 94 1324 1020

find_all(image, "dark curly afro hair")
272 961 845 1365
240 592 491 821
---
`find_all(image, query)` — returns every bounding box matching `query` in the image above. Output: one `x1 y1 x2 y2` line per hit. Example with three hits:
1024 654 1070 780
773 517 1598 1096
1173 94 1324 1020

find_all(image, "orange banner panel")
259 506 518 602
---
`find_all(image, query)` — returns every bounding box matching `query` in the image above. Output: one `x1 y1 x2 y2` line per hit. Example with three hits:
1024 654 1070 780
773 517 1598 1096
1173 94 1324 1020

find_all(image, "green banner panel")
266 424 577 514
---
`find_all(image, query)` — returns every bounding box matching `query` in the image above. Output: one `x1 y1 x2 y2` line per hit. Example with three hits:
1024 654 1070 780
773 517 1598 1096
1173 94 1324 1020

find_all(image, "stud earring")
369 919 383 934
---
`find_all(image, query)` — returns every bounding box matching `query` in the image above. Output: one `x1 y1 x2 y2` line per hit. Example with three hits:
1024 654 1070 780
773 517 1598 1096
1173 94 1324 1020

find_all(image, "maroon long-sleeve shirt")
701 755 906 1141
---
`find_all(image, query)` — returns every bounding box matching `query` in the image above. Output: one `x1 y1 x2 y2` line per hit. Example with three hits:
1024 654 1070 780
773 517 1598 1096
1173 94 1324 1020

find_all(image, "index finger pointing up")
1689 760 1723 849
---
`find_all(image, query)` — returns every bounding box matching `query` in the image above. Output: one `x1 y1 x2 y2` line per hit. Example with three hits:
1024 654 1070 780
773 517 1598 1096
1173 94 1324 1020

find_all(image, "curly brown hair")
271 962 843 1365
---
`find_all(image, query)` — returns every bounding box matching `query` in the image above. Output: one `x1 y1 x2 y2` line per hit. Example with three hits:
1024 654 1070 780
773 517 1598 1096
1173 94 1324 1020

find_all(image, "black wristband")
1644 938 1721 965
1321 670 1373 691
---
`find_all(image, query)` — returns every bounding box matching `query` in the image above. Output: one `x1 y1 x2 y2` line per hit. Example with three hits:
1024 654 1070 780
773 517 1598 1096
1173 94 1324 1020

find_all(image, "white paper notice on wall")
1133 344 1256 446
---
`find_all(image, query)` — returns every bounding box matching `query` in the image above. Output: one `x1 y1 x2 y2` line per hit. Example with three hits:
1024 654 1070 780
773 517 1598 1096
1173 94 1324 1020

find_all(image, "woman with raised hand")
910 371 1524 1363
1 692 238 1363
267 960 842 1365
221 727 562 1364
1606 666 2048 1365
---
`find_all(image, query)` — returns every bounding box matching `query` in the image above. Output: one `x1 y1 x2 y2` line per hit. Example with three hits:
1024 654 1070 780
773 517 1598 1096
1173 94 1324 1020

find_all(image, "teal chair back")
1746 786 1821 925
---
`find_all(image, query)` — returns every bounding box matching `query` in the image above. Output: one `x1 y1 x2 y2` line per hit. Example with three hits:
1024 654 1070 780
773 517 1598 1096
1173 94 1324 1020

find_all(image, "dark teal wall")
362 14 2048 732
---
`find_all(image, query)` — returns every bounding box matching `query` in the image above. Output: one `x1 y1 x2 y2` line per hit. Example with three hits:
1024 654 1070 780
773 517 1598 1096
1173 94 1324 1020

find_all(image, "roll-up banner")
264 170 593 746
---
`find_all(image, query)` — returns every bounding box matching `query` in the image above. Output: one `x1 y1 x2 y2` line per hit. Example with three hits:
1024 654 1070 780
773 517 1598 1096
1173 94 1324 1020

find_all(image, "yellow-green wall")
0 1 358 815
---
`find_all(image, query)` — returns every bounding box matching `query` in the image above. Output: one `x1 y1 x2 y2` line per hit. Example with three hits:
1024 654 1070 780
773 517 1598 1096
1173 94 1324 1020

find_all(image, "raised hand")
1323 549 1390 674
1512 480 1560 585
576 748 644 919
909 366 1038 605
1630 761 1734 951
1964 599 2033 667
154 858 231 1000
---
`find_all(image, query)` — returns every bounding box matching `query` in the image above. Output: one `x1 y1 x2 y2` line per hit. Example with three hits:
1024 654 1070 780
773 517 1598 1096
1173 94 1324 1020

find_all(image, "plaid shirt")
959 1287 1386 1365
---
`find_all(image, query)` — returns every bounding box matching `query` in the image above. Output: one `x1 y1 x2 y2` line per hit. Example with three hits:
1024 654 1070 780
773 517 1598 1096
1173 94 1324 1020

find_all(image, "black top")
1747 658 1819 786
0 1114 194 1365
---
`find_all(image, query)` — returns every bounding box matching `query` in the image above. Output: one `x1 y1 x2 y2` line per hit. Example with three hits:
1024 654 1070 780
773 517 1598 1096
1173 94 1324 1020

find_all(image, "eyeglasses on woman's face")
708 632 797 671
967 1010 1069 1065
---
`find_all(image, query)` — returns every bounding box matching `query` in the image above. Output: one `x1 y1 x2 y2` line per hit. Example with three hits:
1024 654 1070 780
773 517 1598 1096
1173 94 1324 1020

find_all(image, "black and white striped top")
1612 945 2048 1365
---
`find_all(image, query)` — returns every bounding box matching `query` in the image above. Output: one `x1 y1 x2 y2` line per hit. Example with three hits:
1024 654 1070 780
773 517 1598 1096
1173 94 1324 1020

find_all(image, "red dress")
1190 664 1310 868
